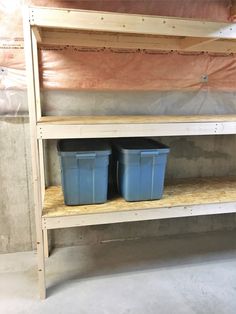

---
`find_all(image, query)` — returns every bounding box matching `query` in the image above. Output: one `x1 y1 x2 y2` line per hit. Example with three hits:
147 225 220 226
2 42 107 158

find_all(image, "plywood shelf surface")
39 115 236 125
43 177 236 218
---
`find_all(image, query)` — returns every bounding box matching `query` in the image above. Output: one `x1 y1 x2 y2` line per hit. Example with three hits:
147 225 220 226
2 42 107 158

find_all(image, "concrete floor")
1 230 236 314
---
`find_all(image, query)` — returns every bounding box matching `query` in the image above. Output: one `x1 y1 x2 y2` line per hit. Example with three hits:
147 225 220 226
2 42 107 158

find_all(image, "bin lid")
114 138 170 154
58 139 111 155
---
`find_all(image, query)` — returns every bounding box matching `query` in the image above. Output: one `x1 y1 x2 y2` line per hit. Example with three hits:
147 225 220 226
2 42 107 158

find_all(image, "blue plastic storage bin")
58 139 111 205
114 138 170 201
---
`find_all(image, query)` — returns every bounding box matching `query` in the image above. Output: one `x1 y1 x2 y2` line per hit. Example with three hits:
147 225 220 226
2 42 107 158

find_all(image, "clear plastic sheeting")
0 90 28 115
0 0 235 115
42 90 236 116
0 66 26 90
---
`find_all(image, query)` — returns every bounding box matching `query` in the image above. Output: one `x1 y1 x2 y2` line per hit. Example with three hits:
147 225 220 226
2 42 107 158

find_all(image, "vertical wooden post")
31 26 46 200
32 23 49 260
43 229 50 258
23 7 46 299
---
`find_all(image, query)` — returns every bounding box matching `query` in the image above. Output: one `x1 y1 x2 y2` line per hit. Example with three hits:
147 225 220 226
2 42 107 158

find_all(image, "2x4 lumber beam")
31 31 46 204
43 202 236 229
29 7 236 40
37 123 236 139
179 37 217 50
32 26 42 43
37 114 236 139
42 31 180 51
23 7 46 300
42 31 236 53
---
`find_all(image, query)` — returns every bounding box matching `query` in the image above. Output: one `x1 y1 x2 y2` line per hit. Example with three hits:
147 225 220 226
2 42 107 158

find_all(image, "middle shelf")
37 115 236 139
42 176 236 230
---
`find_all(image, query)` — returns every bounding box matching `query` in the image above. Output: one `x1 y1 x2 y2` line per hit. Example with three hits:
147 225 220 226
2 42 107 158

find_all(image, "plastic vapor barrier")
0 0 235 115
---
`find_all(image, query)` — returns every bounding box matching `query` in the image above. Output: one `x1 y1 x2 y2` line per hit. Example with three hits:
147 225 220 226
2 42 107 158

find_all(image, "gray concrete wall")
1 115 236 254
0 117 35 253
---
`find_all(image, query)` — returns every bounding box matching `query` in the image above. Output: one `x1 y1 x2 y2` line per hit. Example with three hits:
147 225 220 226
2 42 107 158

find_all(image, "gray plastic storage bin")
114 138 170 202
58 139 111 205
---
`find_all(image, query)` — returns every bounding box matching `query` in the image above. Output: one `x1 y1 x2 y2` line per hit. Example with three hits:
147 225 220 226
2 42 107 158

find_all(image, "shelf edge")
42 201 236 229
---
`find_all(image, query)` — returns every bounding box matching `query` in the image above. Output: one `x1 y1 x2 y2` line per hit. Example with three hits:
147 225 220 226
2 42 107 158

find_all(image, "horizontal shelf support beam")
37 121 236 139
29 7 236 40
42 202 236 229
42 31 236 53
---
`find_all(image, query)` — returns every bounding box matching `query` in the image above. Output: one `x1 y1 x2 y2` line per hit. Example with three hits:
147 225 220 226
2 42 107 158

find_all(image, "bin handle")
76 152 96 160
141 151 159 157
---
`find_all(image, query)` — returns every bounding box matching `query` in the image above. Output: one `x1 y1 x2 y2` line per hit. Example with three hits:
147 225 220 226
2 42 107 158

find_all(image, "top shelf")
28 6 236 53
29 7 236 39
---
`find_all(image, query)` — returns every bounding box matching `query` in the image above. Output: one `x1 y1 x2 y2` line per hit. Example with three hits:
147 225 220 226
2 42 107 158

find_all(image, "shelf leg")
43 229 50 258
23 8 47 298
38 235 46 300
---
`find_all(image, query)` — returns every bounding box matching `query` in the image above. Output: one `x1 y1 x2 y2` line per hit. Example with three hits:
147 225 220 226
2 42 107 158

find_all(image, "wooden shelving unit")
23 6 236 299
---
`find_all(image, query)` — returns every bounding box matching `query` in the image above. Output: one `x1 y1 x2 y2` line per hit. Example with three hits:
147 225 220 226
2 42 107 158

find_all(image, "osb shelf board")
43 177 236 218
39 115 236 125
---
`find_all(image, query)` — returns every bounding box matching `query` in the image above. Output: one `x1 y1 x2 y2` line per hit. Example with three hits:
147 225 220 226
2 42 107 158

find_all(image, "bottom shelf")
42 177 236 230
